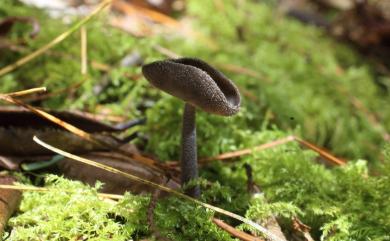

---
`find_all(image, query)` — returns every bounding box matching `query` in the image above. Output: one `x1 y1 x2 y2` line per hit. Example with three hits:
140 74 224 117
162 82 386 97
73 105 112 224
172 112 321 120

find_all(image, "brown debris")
290 217 315 241
0 175 22 237
166 135 346 169
213 218 264 241
244 164 288 241
331 0 390 48
0 16 40 38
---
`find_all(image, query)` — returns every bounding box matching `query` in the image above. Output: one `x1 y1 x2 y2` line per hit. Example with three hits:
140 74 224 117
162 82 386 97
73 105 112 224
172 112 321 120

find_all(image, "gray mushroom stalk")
142 58 241 197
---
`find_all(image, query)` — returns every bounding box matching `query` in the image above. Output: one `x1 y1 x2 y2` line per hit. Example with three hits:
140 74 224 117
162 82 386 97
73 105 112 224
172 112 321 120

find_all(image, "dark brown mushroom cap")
142 58 241 116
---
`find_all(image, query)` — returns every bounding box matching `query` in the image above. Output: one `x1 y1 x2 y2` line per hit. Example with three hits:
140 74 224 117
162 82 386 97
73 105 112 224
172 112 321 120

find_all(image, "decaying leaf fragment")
0 105 177 196
0 106 140 157
59 152 180 195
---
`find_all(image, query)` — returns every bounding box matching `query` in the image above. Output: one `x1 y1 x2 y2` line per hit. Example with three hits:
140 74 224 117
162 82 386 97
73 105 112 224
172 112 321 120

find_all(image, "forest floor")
1 0 390 240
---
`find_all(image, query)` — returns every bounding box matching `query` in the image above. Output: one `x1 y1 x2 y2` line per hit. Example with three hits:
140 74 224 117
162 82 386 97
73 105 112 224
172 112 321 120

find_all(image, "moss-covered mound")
5 142 390 240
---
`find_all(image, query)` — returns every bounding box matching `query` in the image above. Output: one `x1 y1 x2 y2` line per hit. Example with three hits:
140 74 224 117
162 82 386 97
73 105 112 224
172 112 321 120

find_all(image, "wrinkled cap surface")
142 58 241 116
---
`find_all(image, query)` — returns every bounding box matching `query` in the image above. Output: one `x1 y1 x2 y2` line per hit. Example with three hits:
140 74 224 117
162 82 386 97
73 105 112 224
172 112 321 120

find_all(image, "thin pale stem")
181 103 200 197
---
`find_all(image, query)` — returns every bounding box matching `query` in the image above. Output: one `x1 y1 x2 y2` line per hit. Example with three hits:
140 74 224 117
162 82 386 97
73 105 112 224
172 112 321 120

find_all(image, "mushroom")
142 58 241 197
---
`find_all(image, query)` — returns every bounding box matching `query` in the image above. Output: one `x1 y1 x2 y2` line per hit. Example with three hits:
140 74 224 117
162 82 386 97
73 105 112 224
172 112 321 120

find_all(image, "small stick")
198 135 346 166
295 137 346 166
213 219 264 241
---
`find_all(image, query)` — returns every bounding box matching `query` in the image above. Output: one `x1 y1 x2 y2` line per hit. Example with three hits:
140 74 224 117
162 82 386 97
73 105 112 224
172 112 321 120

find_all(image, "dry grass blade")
197 135 345 166
80 27 88 75
0 94 94 142
23 79 86 102
1 87 46 97
0 0 111 77
33 136 284 241
199 136 296 163
0 93 160 170
0 184 123 200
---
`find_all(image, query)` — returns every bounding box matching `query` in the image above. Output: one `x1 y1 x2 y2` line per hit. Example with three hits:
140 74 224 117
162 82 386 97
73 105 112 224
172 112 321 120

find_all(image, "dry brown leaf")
0 175 21 237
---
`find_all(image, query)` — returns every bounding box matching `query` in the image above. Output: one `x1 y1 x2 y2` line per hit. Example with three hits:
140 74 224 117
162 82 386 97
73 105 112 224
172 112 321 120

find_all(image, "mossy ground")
1 0 390 240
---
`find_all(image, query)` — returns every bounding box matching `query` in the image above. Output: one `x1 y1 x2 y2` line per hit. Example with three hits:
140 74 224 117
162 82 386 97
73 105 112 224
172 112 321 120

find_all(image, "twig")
213 219 264 241
199 136 296 163
294 137 346 166
197 135 346 166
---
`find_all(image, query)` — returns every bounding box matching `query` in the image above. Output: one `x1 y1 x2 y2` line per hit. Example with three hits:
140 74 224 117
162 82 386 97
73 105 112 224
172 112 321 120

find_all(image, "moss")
7 176 132 240
4 140 390 240
202 131 390 240
4 175 235 241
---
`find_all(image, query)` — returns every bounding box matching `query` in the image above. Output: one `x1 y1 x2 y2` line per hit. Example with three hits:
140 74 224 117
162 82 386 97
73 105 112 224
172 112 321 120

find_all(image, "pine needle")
0 184 123 200
0 87 46 97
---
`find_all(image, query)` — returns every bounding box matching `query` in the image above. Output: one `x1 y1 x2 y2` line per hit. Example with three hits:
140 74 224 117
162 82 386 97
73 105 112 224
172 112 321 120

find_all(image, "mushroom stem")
181 103 200 197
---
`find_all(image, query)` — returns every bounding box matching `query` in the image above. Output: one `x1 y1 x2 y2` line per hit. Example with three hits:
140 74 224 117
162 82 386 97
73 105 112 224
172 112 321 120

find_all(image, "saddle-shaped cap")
142 58 241 116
